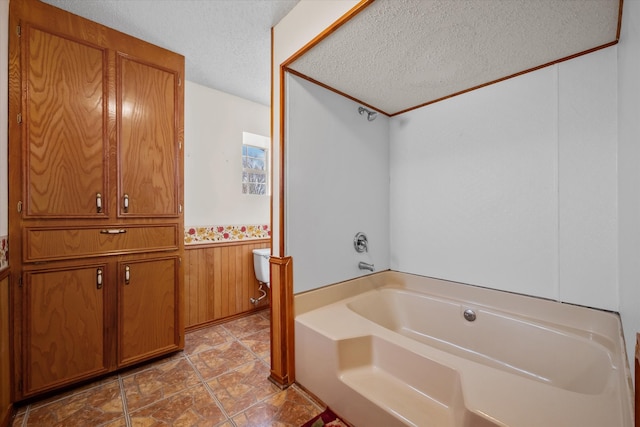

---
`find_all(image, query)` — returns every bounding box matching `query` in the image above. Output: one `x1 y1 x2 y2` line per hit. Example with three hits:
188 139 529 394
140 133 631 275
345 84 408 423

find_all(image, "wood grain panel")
118 56 178 217
183 249 196 327
24 26 108 218
208 248 218 322
184 240 270 329
24 225 179 262
634 333 640 427
24 265 109 394
10 0 185 401
0 273 11 427
269 256 294 388
212 248 223 321
118 257 180 366
220 247 230 319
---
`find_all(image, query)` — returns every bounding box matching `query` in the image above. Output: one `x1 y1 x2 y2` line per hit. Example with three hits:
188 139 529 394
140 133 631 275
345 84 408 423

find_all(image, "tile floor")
11 310 325 427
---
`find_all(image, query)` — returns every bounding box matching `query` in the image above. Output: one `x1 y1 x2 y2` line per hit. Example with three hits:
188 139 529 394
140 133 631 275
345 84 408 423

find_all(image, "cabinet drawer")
24 225 179 262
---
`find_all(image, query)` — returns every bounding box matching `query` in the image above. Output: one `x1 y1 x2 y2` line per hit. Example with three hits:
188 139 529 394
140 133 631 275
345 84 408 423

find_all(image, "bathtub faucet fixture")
354 232 368 253
358 261 374 272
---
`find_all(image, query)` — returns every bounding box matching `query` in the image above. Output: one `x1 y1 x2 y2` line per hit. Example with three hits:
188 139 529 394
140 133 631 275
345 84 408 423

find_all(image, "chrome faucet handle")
354 232 368 253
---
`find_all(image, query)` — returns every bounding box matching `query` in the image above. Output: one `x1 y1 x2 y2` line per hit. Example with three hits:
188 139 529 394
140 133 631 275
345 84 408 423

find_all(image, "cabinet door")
22 24 109 218
118 55 180 218
23 265 109 395
118 257 180 366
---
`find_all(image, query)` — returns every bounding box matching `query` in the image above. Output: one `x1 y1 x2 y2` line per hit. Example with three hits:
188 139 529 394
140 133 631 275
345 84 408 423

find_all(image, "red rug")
301 407 348 427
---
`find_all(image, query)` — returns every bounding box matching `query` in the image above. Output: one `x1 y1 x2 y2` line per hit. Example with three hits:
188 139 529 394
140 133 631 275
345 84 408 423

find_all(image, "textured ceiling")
288 0 621 115
41 0 300 106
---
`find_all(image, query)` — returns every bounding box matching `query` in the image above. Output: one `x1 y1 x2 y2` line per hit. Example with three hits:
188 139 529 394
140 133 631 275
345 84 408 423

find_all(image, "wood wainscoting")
0 268 12 427
184 239 270 330
634 333 640 427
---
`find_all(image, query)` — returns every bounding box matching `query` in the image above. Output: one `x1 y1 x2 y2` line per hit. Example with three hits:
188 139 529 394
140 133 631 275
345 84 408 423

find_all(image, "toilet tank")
252 248 271 285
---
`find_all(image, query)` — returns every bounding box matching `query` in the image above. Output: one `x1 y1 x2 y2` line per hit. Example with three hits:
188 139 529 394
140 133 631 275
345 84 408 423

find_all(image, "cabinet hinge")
178 77 182 87
16 25 21 37
17 200 22 213
18 275 22 287
17 113 22 124
179 204 183 213
18 379 22 392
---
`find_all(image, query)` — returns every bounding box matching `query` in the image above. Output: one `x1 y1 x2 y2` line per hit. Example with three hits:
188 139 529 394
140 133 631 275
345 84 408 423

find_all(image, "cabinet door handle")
100 229 127 235
97 268 103 289
123 193 129 213
124 265 130 285
96 192 102 213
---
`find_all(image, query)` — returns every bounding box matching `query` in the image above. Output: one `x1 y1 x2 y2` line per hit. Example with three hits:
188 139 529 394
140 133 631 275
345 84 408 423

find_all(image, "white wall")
184 80 270 226
558 49 618 308
273 0 359 256
618 0 640 367
390 47 618 310
278 3 622 312
390 67 559 299
287 75 390 293
1 0 8 237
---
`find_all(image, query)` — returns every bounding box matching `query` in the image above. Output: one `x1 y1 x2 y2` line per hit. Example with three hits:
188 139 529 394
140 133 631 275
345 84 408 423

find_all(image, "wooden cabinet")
22 256 182 396
21 14 181 221
8 0 184 400
22 25 109 219
23 264 109 395
118 257 181 366
119 56 181 218
0 272 11 427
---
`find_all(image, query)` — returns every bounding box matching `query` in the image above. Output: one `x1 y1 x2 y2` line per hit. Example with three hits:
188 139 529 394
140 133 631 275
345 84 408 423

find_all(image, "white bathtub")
295 271 633 427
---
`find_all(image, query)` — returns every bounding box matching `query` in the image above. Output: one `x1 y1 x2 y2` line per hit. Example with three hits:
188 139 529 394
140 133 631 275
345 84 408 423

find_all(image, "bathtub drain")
463 309 476 322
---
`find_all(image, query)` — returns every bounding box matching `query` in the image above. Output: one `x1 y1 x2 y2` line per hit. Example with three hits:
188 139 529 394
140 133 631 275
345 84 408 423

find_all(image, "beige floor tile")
207 360 280 416
122 357 201 412
102 417 128 427
119 352 186 379
262 353 271 366
23 380 124 427
184 324 233 355
128 383 226 427
239 328 271 359
11 412 25 427
258 309 271 321
232 387 321 427
28 374 120 410
222 313 270 339
189 341 257 380
12 309 329 427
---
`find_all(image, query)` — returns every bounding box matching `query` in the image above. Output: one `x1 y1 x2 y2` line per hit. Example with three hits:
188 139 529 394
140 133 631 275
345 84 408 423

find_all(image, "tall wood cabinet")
8 0 185 400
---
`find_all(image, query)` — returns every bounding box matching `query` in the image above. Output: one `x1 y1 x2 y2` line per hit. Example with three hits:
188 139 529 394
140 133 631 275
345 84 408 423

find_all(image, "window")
242 132 269 195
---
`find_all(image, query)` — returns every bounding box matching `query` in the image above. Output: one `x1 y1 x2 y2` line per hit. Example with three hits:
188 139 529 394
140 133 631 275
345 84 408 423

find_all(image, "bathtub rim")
294 270 634 427
295 270 623 345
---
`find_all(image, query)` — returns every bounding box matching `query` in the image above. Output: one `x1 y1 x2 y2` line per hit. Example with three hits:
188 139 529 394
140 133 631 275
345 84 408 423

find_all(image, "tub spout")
358 261 374 272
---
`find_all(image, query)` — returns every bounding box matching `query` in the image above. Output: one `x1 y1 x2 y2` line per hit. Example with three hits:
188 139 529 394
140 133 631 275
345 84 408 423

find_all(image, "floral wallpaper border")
0 236 7 270
185 224 270 244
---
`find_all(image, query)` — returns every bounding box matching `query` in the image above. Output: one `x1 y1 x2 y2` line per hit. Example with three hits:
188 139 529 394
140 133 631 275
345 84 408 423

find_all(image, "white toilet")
252 248 270 287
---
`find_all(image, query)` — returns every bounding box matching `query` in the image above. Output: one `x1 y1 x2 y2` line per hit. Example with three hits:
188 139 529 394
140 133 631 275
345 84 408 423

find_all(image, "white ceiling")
39 0 621 113
288 0 621 115
41 0 300 107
